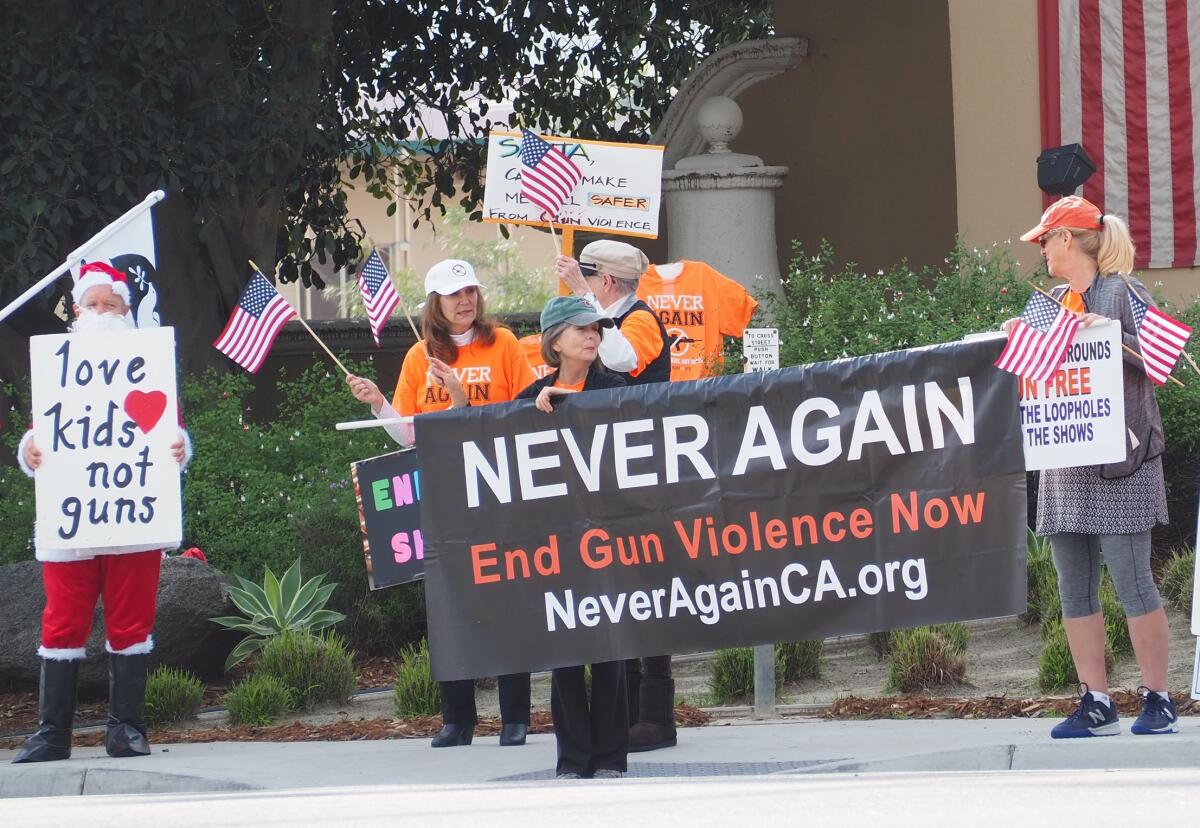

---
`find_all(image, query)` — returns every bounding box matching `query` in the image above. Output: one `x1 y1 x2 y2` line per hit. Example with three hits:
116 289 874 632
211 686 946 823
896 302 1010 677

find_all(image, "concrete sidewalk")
2 716 1199 799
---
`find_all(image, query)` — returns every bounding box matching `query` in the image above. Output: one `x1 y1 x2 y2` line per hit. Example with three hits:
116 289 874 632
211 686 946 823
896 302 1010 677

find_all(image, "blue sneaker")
1130 687 1178 735
1051 686 1120 739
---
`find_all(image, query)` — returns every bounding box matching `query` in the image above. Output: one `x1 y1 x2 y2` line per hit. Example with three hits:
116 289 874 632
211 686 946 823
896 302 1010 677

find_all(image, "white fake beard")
70 309 135 333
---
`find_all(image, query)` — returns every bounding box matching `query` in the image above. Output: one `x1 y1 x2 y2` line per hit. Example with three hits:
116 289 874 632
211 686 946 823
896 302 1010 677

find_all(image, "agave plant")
211 560 346 671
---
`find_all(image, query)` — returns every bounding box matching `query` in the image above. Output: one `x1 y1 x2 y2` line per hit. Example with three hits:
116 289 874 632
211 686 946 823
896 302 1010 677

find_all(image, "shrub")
776 640 823 682
393 639 441 717
225 673 295 726
708 647 755 704
1024 530 1061 625
1159 548 1195 616
210 559 346 670
885 626 967 692
257 630 358 710
929 622 970 654
1037 620 1077 692
144 666 204 728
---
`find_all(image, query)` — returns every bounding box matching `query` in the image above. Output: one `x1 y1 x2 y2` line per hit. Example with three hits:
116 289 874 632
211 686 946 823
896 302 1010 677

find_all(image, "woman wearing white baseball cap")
347 258 535 748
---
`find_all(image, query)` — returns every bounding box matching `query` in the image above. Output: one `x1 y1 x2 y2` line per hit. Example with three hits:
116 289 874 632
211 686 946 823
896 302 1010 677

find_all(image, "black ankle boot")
499 722 527 746
106 653 151 758
430 723 474 747
629 677 677 753
12 658 80 764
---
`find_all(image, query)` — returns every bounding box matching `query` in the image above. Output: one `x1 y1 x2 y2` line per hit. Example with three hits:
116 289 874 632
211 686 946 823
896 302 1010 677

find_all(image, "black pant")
625 654 672 680
551 661 628 777
440 673 530 726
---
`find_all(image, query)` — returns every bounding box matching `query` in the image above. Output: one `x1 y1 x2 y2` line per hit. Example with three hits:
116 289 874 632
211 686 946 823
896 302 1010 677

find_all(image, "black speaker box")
1037 143 1096 196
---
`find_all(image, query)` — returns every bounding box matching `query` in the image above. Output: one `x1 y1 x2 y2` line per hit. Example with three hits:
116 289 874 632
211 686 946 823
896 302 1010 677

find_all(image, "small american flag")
995 290 1082 382
1127 285 1191 385
358 250 400 346
213 269 297 374
519 128 582 221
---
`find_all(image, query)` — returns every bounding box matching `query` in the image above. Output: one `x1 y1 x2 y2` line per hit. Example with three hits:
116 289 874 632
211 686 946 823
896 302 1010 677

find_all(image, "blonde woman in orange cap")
1006 196 1175 739
346 258 535 749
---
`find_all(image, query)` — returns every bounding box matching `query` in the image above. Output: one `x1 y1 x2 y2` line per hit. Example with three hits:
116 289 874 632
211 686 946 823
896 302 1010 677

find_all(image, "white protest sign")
31 327 183 551
1018 320 1125 471
742 327 779 373
482 130 664 239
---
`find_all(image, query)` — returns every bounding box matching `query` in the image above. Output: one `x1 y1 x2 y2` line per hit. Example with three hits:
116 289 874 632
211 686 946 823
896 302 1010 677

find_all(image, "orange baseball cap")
1020 195 1104 242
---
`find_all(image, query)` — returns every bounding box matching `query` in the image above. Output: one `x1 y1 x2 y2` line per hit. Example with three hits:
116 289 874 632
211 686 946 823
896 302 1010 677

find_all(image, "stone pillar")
661 96 789 298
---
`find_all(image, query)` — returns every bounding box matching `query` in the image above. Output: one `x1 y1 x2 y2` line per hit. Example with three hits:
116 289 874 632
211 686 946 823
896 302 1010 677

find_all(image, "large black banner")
351 449 424 589
416 338 1026 681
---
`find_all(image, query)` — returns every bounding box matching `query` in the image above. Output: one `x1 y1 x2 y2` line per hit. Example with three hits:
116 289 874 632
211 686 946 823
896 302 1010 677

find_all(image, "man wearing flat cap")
555 240 671 386
555 240 677 753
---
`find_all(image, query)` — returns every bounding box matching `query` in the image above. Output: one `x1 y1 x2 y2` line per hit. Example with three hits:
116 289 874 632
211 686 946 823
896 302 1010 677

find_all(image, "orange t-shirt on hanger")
637 261 759 381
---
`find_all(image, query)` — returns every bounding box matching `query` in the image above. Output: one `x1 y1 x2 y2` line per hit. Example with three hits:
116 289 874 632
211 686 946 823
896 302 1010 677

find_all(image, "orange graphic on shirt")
520 333 554 380
638 261 758 381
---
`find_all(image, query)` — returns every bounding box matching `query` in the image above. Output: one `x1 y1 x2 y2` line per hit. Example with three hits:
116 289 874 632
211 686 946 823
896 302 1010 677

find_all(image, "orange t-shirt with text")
519 333 554 380
637 261 758 381
392 327 536 415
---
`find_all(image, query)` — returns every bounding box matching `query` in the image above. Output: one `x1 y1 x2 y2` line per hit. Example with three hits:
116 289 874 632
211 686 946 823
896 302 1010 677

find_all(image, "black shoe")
628 677 677 753
431 724 474 747
106 653 151 758
499 723 527 746
12 659 80 764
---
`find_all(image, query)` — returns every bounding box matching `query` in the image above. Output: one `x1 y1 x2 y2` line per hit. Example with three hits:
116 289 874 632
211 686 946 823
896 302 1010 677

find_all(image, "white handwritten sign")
1018 321 1125 471
30 327 183 551
481 130 664 239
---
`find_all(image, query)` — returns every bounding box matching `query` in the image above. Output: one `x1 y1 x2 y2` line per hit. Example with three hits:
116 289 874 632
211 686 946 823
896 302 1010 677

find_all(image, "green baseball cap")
539 296 615 332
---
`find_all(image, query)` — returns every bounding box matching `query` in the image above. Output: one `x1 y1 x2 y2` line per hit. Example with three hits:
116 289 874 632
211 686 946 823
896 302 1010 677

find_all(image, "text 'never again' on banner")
415 338 1028 681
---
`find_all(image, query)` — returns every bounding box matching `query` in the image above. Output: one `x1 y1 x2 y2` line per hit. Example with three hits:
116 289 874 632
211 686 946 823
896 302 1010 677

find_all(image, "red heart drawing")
123 390 168 434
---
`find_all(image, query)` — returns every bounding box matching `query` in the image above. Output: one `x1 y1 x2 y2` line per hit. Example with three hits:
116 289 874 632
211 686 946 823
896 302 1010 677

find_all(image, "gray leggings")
1049 531 1162 619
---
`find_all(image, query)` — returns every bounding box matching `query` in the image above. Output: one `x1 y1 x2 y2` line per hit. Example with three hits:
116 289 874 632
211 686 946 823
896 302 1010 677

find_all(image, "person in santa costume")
11 261 192 764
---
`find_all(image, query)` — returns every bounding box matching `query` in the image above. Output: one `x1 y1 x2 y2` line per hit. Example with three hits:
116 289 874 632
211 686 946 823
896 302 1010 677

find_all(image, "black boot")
430 724 474 747
499 723 527 746
12 658 80 764
106 653 151 758
628 678 677 753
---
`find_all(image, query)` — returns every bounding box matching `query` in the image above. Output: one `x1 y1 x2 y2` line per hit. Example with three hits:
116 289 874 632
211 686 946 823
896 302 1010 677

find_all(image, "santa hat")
73 261 130 305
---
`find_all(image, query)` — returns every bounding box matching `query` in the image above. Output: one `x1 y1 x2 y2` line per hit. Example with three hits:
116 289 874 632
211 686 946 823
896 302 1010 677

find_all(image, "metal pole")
753 645 775 716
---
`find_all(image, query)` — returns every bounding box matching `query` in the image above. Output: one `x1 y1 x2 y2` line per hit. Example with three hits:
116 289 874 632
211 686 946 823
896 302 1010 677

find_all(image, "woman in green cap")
517 295 628 778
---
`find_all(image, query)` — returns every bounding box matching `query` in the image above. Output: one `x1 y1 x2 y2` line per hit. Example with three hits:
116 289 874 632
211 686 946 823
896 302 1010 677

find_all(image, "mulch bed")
0 705 713 750
825 690 1200 720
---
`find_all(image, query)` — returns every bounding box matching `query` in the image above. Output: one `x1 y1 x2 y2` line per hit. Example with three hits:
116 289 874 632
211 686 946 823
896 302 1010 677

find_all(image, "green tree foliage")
0 1 772 385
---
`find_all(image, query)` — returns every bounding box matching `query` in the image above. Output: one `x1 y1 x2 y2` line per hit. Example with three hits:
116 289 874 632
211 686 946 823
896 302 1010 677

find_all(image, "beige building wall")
735 0 960 277
280 170 552 319
949 0 1198 304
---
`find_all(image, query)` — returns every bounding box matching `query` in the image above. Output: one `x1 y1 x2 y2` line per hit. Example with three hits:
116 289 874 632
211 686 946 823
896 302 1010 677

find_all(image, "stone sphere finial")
695 95 743 154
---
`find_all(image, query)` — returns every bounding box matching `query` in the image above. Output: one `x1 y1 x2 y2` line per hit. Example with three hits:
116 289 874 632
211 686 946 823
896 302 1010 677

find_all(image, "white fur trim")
73 271 131 304
179 428 193 470
106 635 154 656
39 646 87 661
17 429 35 478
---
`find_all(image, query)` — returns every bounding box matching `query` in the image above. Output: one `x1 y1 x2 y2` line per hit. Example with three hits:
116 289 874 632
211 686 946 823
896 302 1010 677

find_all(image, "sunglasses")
1038 230 1068 248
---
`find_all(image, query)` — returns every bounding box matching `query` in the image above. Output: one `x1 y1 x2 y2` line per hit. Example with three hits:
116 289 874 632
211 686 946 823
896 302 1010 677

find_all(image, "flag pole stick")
1027 280 1185 388
364 237 421 341
249 259 352 378
546 218 561 257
